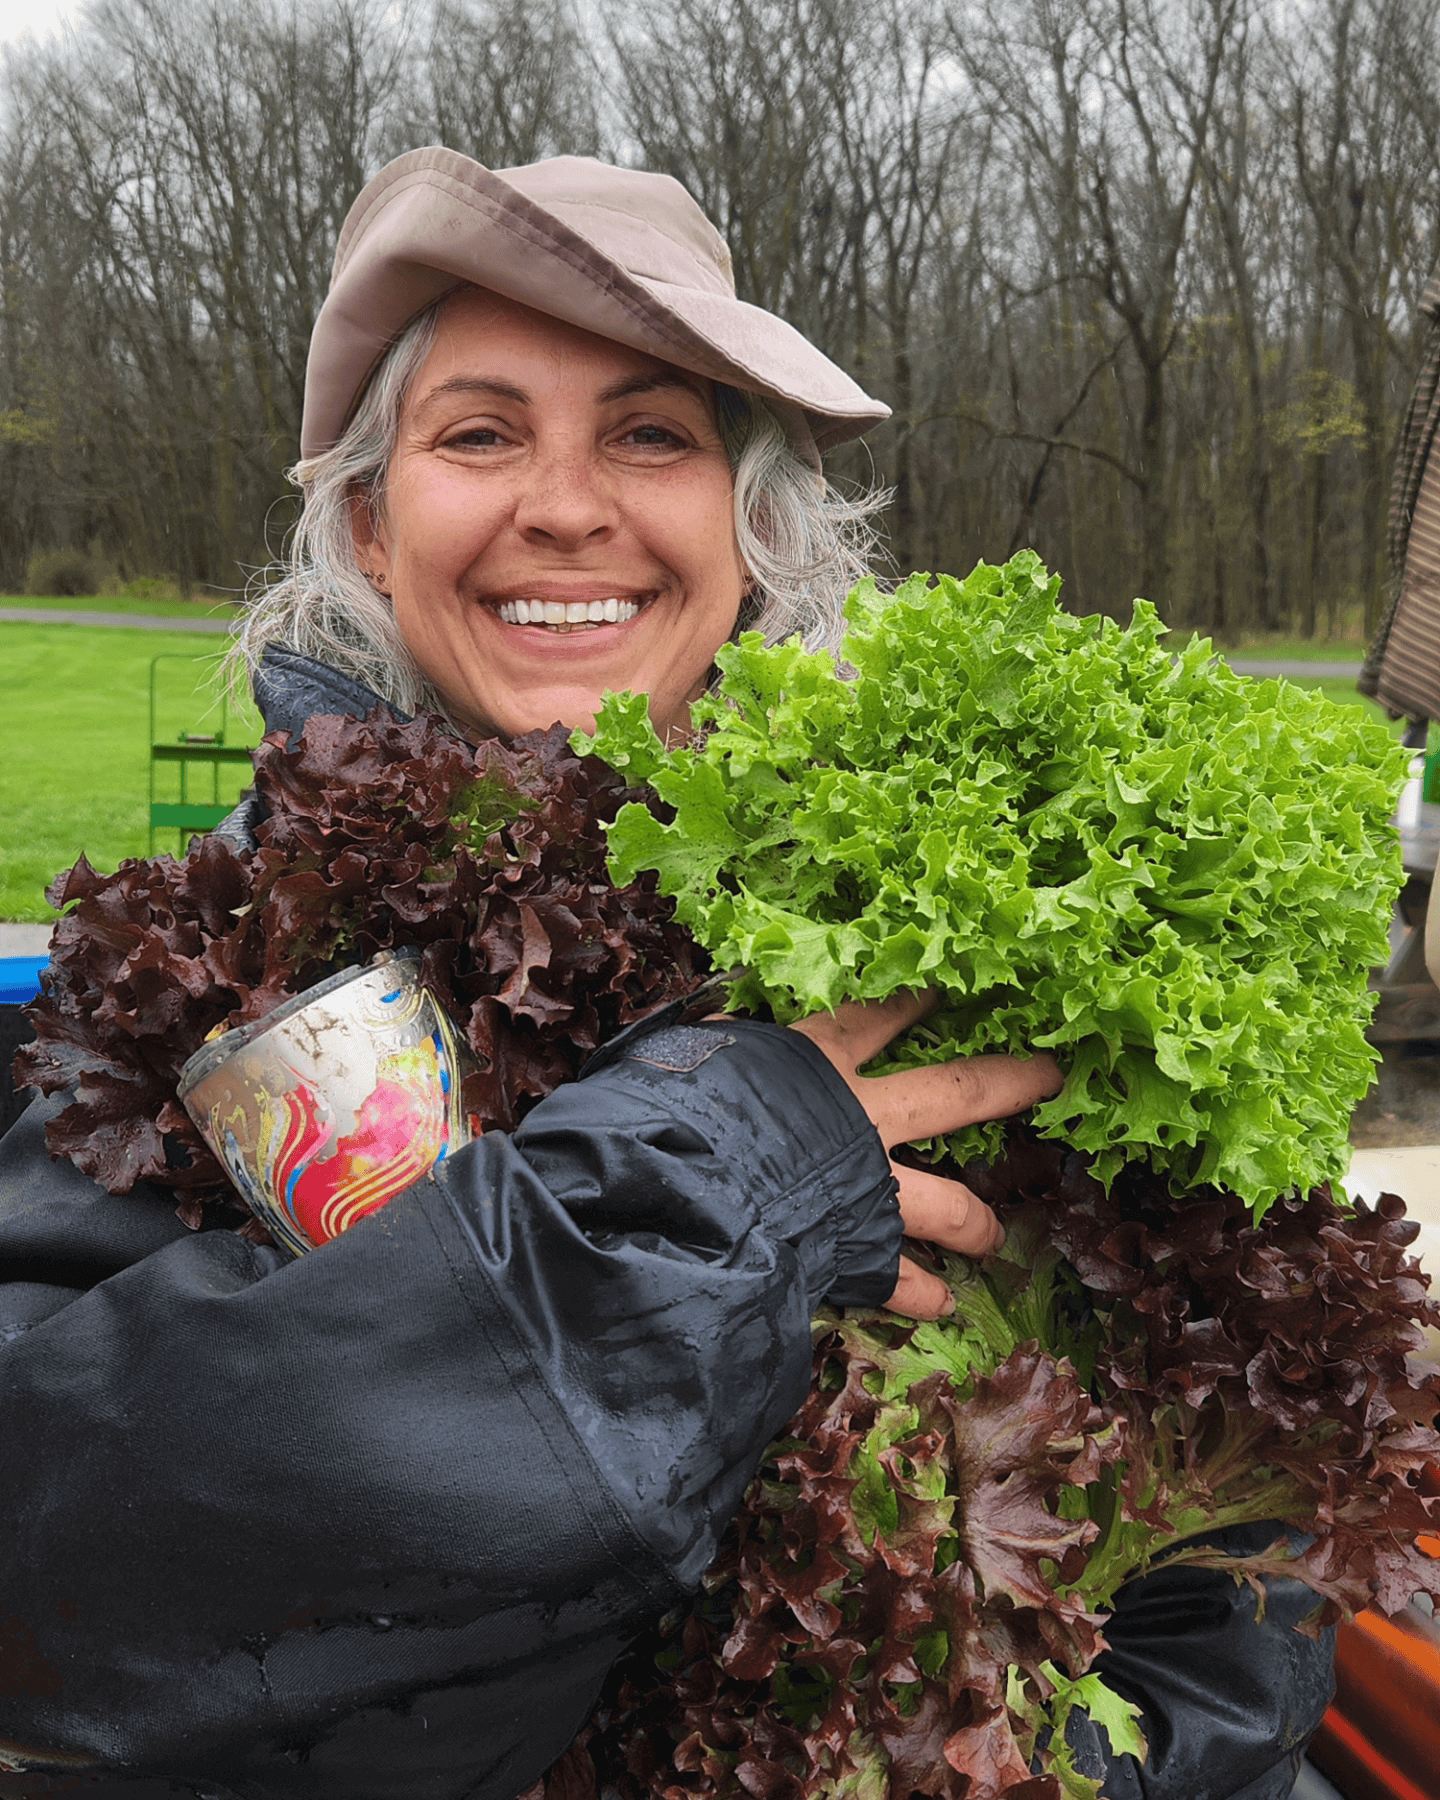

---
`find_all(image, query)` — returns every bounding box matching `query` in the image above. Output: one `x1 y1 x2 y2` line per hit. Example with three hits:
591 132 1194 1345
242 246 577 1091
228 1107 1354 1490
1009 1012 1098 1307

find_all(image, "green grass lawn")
1 623 262 922
0 607 1408 925
2 592 243 621
1222 640 1366 662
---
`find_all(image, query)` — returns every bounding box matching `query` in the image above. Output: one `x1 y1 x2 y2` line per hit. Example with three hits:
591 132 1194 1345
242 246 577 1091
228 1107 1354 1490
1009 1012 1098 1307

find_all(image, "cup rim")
176 947 422 1100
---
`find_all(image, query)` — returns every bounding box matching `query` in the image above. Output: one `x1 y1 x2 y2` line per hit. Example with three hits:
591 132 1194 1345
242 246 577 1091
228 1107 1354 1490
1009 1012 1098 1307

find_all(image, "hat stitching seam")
335 165 716 307
539 196 731 282
387 169 743 382
485 200 733 373
418 149 727 275
333 146 474 267
337 168 734 360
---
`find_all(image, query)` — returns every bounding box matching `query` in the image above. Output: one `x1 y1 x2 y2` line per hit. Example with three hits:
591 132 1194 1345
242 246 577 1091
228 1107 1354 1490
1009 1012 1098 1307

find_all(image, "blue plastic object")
0 956 47 1006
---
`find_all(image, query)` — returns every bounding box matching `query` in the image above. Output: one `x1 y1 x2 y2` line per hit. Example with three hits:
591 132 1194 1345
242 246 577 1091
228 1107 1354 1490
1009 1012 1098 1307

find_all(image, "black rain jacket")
0 650 1333 1799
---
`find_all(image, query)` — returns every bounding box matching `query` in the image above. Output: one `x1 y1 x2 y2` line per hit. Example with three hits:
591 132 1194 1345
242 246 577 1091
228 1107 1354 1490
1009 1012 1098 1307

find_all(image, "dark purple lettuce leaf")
541 1127 1440 1800
16 711 707 1227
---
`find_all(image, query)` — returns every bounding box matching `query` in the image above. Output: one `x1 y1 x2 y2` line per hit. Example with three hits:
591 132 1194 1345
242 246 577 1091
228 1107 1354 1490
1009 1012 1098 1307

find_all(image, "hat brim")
301 149 890 462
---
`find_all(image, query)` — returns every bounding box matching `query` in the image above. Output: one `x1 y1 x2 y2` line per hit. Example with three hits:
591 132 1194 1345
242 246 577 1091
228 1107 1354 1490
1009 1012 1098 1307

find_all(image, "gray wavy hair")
234 293 886 720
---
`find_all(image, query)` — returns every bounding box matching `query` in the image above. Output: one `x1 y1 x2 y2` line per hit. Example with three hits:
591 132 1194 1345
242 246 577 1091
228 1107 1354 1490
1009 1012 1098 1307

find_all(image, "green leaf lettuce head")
579 554 1408 1213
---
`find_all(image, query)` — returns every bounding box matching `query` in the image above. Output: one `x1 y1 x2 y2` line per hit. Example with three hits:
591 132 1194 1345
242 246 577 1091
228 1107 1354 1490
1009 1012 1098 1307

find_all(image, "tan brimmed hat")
301 147 890 464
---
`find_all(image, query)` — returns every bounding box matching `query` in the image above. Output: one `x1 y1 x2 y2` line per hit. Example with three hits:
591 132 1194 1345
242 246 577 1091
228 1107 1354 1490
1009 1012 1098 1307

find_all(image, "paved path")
1227 658 1361 677
0 924 52 955
0 607 232 634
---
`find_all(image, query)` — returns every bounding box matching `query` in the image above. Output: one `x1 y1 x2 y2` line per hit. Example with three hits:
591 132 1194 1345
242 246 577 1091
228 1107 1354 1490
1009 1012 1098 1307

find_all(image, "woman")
0 151 1329 1799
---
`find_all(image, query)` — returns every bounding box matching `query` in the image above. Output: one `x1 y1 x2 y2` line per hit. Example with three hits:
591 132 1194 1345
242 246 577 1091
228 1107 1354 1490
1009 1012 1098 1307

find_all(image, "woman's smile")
492 595 643 629
480 581 651 635
351 288 747 741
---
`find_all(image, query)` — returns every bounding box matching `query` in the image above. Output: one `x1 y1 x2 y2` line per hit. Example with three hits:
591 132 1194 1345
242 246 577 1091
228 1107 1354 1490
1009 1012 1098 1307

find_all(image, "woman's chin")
436 615 705 740
443 679 616 742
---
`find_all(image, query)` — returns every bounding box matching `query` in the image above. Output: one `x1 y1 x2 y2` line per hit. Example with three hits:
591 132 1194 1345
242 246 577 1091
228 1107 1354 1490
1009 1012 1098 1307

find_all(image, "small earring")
364 569 392 598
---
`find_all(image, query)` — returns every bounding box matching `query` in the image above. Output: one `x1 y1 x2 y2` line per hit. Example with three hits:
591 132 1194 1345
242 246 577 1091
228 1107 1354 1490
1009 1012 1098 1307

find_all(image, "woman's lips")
494 597 642 633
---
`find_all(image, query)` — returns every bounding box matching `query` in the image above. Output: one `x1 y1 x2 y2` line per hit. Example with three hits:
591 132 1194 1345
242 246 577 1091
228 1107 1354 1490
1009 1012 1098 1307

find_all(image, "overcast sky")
0 1 78 51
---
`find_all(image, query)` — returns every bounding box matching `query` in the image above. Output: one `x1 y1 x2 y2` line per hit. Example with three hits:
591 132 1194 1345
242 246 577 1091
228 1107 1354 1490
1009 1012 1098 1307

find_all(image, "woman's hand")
790 990 1064 1320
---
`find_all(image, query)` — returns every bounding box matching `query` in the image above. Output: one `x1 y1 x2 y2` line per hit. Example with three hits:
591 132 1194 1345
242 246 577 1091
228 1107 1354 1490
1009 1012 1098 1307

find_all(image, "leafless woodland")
2 0 1438 637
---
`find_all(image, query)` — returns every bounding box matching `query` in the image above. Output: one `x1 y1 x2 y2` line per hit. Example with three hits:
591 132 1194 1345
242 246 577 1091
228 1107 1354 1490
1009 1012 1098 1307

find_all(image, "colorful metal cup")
178 949 475 1255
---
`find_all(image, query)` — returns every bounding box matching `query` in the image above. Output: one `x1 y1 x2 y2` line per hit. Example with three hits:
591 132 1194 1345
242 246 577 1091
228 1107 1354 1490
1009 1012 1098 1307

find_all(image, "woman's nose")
513 446 616 549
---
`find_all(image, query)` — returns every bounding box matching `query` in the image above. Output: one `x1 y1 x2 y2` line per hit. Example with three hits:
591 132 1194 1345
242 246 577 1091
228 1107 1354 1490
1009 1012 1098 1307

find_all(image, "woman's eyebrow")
596 371 702 404
418 376 530 408
415 371 699 410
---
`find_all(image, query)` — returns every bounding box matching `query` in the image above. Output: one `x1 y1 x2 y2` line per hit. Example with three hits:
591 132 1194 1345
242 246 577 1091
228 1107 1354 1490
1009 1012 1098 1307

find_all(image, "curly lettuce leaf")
579 553 1408 1215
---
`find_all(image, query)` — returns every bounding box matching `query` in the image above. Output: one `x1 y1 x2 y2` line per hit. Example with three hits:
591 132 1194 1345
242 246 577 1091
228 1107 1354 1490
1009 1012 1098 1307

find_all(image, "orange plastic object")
1309 1603 1440 1800
1420 1460 1440 1561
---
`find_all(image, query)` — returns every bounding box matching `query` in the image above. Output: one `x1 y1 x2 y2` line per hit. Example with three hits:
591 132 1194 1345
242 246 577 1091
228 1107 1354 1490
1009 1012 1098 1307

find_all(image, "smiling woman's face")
351 287 748 741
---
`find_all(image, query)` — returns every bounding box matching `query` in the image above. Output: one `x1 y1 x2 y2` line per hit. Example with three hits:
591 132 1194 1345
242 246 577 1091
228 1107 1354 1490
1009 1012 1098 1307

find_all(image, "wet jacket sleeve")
0 1018 900 1800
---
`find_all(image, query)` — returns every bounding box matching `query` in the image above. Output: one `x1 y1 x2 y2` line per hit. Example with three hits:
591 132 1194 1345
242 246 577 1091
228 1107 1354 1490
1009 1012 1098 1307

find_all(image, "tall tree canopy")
1 0 1435 638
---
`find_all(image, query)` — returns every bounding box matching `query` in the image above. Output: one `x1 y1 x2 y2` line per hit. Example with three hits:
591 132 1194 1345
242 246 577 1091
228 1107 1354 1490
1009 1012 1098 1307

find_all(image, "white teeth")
496 597 641 627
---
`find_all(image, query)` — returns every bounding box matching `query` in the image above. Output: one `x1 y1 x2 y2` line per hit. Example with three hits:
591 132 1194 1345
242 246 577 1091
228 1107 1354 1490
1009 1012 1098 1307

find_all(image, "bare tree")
395 0 602 167
3 0 1438 632
1275 0 1440 635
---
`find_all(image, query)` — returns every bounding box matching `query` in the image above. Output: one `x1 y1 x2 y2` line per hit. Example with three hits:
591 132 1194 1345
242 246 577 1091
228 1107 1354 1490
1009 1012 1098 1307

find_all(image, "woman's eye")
445 426 508 449
620 423 688 450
